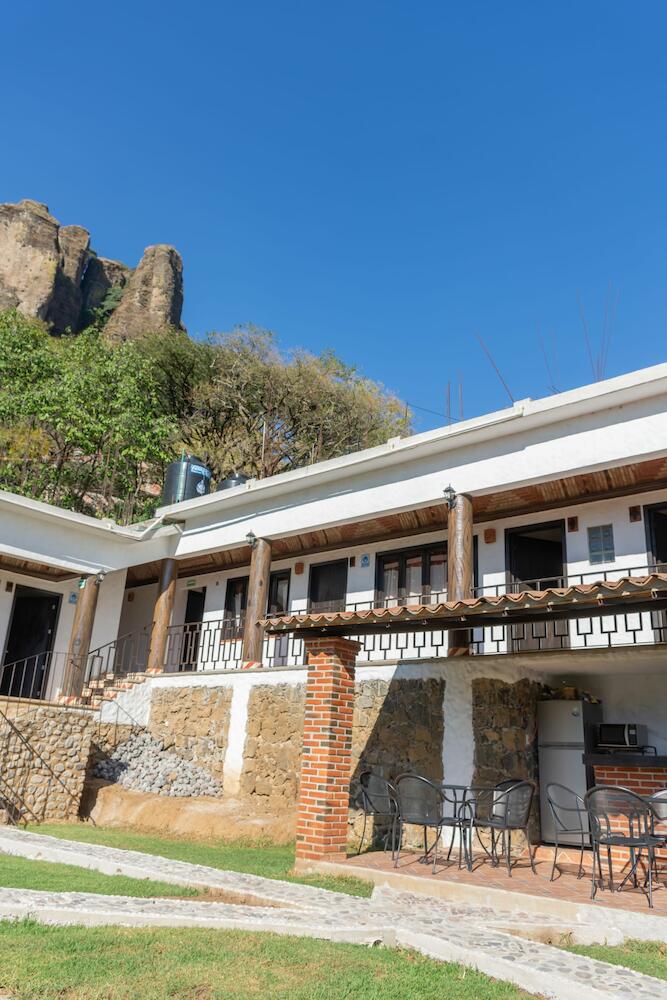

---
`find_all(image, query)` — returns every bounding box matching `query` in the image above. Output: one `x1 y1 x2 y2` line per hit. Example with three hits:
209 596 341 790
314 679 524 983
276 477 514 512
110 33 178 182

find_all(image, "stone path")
1 828 667 1000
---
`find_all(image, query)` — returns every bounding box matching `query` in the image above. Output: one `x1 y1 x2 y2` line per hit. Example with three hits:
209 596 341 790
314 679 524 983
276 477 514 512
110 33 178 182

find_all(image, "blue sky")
3 2 666 429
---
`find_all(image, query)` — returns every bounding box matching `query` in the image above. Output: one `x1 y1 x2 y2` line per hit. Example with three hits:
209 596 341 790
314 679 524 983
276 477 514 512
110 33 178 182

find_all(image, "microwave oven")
597 723 647 749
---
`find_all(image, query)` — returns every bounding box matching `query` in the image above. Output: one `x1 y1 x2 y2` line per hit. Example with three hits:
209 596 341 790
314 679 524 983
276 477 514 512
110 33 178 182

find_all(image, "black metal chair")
546 782 589 881
355 771 399 857
465 779 536 876
585 784 663 908
394 774 467 873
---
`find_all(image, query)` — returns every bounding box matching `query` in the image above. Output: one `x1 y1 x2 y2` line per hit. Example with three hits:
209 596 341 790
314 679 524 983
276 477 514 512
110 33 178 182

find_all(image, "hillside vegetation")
0 310 410 523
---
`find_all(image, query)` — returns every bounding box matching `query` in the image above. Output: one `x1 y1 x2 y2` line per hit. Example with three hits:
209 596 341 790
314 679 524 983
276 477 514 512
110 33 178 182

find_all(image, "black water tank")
217 473 249 491
163 457 212 504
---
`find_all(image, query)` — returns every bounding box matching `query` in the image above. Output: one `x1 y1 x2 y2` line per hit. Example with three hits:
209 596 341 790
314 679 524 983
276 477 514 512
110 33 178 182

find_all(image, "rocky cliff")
0 199 184 337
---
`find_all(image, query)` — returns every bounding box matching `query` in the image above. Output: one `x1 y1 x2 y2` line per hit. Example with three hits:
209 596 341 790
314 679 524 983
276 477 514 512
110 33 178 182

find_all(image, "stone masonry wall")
0 706 95 821
349 676 446 845
148 686 232 785
237 675 446 837
240 683 306 814
471 677 543 840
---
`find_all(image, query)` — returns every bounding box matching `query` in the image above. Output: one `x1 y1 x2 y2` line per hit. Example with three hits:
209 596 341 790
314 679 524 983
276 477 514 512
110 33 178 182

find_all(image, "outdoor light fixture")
443 484 456 509
245 530 257 549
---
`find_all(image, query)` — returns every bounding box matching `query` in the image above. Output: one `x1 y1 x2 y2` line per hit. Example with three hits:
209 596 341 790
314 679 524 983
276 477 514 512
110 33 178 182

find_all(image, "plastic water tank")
217 473 249 491
163 457 212 505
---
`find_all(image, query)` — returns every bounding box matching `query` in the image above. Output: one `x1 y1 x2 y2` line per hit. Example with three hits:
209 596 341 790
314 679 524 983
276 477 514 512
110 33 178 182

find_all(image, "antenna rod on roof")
475 333 515 404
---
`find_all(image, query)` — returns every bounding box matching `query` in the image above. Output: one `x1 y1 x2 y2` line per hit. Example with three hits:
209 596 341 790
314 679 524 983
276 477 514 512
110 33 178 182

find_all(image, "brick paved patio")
344 843 667 915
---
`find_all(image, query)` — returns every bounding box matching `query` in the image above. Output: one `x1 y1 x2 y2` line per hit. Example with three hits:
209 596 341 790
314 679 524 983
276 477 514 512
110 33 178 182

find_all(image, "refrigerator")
537 699 602 845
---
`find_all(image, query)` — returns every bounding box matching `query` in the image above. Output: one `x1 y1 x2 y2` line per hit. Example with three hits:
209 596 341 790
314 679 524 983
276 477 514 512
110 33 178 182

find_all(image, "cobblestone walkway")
2 828 667 1000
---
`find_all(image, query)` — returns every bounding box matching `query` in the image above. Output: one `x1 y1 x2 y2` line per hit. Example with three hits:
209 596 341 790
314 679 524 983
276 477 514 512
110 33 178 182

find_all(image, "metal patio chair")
585 785 663 908
394 774 468 873
465 779 537 876
355 771 399 857
546 782 590 881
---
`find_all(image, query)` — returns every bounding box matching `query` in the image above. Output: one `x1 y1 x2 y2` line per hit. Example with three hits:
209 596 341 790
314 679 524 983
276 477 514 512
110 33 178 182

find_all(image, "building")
3 362 667 858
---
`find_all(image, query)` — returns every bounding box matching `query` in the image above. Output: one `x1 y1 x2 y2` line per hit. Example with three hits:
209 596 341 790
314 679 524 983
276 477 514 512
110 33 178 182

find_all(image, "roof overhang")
262 575 667 637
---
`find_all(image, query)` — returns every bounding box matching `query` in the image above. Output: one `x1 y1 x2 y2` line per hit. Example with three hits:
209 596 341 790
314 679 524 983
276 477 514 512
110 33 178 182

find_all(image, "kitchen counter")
583 753 667 768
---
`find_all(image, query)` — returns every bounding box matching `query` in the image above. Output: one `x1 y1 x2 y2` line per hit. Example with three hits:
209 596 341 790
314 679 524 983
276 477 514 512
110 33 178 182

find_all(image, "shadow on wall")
349 675 446 849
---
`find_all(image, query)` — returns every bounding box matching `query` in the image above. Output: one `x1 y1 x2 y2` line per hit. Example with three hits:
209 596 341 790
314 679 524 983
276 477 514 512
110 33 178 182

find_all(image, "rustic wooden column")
63 575 101 698
447 492 474 656
295 636 360 864
241 537 272 665
146 557 178 673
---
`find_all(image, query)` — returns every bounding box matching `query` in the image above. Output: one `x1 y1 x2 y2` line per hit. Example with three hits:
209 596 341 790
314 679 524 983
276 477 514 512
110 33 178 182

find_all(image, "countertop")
583 753 667 768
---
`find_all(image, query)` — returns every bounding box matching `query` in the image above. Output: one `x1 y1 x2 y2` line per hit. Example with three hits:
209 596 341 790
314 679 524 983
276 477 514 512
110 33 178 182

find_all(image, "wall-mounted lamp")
245 530 257 549
443 484 456 509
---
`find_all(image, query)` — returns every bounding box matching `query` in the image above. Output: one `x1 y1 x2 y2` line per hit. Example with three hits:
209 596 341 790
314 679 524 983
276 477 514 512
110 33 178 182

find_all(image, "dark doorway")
268 570 291 616
507 520 566 590
0 586 61 699
308 559 348 612
646 504 667 571
179 587 206 671
645 504 667 640
506 521 568 650
224 576 248 638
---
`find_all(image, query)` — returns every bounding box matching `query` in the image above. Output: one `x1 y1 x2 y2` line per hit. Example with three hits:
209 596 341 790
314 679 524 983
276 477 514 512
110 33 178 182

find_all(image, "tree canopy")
0 311 410 522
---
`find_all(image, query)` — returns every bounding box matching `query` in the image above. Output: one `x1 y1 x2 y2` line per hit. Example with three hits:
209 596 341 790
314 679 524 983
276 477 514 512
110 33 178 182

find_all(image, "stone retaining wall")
148 685 232 784
240 683 305 814
0 706 94 821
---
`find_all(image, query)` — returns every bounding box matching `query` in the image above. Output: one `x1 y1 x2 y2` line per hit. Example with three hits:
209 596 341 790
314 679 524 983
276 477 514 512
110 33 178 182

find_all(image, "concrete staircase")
57 672 152 710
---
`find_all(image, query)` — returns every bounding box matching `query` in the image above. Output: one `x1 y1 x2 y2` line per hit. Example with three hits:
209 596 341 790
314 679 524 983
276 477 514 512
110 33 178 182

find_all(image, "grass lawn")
26 823 372 897
566 939 667 981
0 854 197 899
0 921 534 1000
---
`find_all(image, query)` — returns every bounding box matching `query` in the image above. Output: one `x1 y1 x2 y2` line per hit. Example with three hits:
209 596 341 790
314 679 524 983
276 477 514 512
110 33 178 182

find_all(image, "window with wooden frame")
375 543 447 607
224 570 291 636
267 570 291 616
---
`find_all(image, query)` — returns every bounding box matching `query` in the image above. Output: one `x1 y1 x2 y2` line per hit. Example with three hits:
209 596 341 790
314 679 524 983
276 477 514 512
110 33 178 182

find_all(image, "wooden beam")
242 538 272 664
146 558 178 672
447 493 473 656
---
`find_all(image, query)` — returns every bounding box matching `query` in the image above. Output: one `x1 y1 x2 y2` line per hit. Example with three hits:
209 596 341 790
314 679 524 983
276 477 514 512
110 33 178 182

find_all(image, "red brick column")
295 636 360 863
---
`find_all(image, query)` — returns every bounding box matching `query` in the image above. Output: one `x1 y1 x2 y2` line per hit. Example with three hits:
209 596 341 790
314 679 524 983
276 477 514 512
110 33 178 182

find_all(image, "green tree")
0 312 176 521
182 326 411 480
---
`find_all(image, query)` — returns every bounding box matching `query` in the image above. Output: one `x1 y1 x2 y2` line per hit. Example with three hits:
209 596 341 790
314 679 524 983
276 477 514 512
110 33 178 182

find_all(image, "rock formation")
80 257 131 324
0 200 61 320
104 244 184 341
0 199 184 337
46 224 91 333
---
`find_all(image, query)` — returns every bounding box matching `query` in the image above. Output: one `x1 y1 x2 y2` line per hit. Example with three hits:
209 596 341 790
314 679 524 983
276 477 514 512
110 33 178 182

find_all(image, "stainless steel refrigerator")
537 699 602 844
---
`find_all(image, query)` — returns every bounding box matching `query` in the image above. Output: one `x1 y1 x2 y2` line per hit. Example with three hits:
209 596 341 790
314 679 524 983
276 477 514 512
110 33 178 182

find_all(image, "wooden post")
242 537 272 665
146 557 178 673
447 492 474 656
63 575 101 697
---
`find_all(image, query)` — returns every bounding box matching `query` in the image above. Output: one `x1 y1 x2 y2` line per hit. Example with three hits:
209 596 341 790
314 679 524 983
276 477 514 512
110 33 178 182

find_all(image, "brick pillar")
295 636 360 863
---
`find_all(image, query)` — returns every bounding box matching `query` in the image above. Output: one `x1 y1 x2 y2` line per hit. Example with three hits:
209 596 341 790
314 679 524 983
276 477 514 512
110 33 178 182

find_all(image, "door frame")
505 518 567 591
643 502 667 571
1 584 62 698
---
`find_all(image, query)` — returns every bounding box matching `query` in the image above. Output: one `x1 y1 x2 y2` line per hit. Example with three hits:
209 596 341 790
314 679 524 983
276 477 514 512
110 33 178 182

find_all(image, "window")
376 544 447 607
587 524 615 565
308 560 348 612
268 570 290 616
